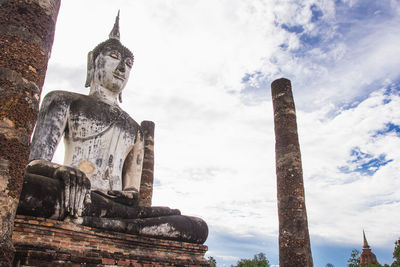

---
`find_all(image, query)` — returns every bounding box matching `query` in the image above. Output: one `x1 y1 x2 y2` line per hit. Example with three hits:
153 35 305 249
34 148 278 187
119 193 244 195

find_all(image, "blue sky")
42 0 400 266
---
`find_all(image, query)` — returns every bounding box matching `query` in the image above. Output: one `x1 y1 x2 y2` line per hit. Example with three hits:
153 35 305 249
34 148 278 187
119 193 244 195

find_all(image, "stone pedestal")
12 215 209 267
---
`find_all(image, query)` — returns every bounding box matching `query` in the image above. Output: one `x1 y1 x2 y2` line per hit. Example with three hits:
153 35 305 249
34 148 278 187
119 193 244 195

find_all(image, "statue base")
13 215 210 266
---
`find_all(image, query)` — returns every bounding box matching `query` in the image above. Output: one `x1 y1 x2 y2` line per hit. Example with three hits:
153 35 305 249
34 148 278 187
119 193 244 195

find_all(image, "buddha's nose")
116 60 125 73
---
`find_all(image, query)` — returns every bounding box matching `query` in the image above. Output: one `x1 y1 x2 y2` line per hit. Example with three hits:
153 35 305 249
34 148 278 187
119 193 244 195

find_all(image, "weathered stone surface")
271 78 313 267
139 120 155 207
0 0 59 53
13 215 210 266
0 0 60 264
19 15 143 218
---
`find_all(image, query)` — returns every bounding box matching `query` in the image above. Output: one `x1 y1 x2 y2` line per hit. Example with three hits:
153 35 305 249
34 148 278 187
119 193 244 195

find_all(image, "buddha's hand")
107 190 139 206
54 166 91 218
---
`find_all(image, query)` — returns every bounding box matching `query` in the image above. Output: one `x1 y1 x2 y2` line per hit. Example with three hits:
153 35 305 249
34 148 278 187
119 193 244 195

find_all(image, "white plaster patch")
139 223 180 238
100 209 107 217
78 160 95 175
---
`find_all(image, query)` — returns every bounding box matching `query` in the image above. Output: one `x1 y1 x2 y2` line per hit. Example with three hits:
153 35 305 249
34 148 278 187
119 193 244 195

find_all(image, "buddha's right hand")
54 166 91 218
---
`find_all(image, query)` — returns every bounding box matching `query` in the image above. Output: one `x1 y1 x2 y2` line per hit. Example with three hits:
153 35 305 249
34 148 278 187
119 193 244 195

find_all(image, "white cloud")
300 87 400 246
39 1 400 265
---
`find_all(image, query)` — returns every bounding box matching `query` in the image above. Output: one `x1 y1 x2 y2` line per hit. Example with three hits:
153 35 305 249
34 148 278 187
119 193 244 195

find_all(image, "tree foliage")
348 249 361 267
208 256 217 267
391 238 400 267
346 237 400 267
232 252 270 267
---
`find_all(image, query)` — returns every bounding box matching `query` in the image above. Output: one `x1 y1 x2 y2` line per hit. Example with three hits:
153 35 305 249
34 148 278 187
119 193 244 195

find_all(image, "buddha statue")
16 13 208 244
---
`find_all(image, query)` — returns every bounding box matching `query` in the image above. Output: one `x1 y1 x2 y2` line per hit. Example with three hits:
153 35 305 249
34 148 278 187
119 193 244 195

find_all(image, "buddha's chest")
62 98 142 190
67 99 136 139
65 98 141 155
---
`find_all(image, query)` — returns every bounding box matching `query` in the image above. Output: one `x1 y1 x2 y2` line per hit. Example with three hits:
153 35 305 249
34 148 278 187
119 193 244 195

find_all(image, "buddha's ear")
119 92 122 103
85 51 94 88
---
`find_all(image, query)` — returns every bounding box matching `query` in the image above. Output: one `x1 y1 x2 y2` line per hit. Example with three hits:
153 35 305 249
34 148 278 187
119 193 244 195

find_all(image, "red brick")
117 259 131 266
13 217 209 266
102 258 115 265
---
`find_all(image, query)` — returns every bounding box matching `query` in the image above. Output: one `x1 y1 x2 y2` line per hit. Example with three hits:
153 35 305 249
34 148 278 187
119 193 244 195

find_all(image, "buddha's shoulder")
117 108 140 129
43 90 87 103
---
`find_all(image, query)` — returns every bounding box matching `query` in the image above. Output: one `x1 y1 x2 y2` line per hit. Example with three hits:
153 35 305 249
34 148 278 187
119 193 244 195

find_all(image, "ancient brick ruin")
360 231 379 267
13 215 208 266
138 121 155 207
0 0 61 264
271 78 313 267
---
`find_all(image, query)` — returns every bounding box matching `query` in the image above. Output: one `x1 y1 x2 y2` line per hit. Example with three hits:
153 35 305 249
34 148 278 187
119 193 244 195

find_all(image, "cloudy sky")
42 0 400 266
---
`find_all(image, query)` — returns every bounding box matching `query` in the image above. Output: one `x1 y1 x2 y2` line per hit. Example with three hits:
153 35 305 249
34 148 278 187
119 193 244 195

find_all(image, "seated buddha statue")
16 12 208 244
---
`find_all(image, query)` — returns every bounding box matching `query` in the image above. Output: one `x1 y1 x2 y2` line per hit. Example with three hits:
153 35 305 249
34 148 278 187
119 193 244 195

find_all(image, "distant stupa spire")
363 230 370 248
109 10 120 40
360 230 378 266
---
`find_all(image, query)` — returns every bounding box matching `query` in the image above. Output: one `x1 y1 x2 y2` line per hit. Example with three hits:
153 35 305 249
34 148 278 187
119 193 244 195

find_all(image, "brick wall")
13 215 210 266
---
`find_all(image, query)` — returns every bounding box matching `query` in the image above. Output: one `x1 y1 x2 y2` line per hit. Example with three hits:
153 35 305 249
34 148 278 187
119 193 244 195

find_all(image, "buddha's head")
85 12 134 101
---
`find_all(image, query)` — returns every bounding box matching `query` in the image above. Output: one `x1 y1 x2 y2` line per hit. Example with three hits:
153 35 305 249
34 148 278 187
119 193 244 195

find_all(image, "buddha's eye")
109 51 120 59
125 58 133 68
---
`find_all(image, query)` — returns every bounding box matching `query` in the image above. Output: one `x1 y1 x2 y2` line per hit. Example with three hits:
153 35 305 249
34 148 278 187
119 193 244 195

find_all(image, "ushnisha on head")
85 11 134 103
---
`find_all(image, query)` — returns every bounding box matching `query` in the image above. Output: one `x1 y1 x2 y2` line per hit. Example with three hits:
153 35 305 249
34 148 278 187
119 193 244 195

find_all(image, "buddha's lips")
113 74 125 81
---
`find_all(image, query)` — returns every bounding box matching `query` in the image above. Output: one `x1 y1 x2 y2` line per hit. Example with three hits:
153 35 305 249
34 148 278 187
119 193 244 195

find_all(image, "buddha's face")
93 47 133 93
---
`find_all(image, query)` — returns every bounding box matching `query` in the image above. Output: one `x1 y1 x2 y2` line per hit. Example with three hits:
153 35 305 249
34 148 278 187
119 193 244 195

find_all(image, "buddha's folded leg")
84 191 181 219
17 173 181 220
80 215 209 244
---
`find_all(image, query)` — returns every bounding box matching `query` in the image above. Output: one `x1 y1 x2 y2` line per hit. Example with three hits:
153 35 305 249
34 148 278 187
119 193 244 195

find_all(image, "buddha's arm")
122 136 144 192
25 91 90 217
29 91 71 163
108 130 144 206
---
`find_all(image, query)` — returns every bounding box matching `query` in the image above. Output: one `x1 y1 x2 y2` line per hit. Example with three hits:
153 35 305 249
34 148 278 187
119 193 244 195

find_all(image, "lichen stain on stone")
0 190 18 263
0 34 48 86
0 78 14 89
140 223 180 238
0 92 38 132
0 133 30 199
28 65 37 73
0 1 56 47
1 118 14 128
36 0 61 18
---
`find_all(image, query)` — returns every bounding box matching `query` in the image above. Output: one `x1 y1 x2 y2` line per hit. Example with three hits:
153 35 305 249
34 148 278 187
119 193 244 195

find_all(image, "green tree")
348 249 360 267
391 238 400 267
326 264 334 267
232 252 270 267
208 256 217 267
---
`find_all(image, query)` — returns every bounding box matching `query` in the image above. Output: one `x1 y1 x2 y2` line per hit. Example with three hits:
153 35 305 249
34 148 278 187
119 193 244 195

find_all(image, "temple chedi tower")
360 231 378 267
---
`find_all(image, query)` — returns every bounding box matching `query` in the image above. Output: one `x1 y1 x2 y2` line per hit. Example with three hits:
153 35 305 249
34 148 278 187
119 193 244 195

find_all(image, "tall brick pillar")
271 78 313 267
139 120 155 207
0 0 61 265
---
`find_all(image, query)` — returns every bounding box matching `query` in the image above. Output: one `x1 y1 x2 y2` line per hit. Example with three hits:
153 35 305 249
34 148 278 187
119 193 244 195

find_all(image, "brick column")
139 120 155 207
271 78 313 267
0 0 61 265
